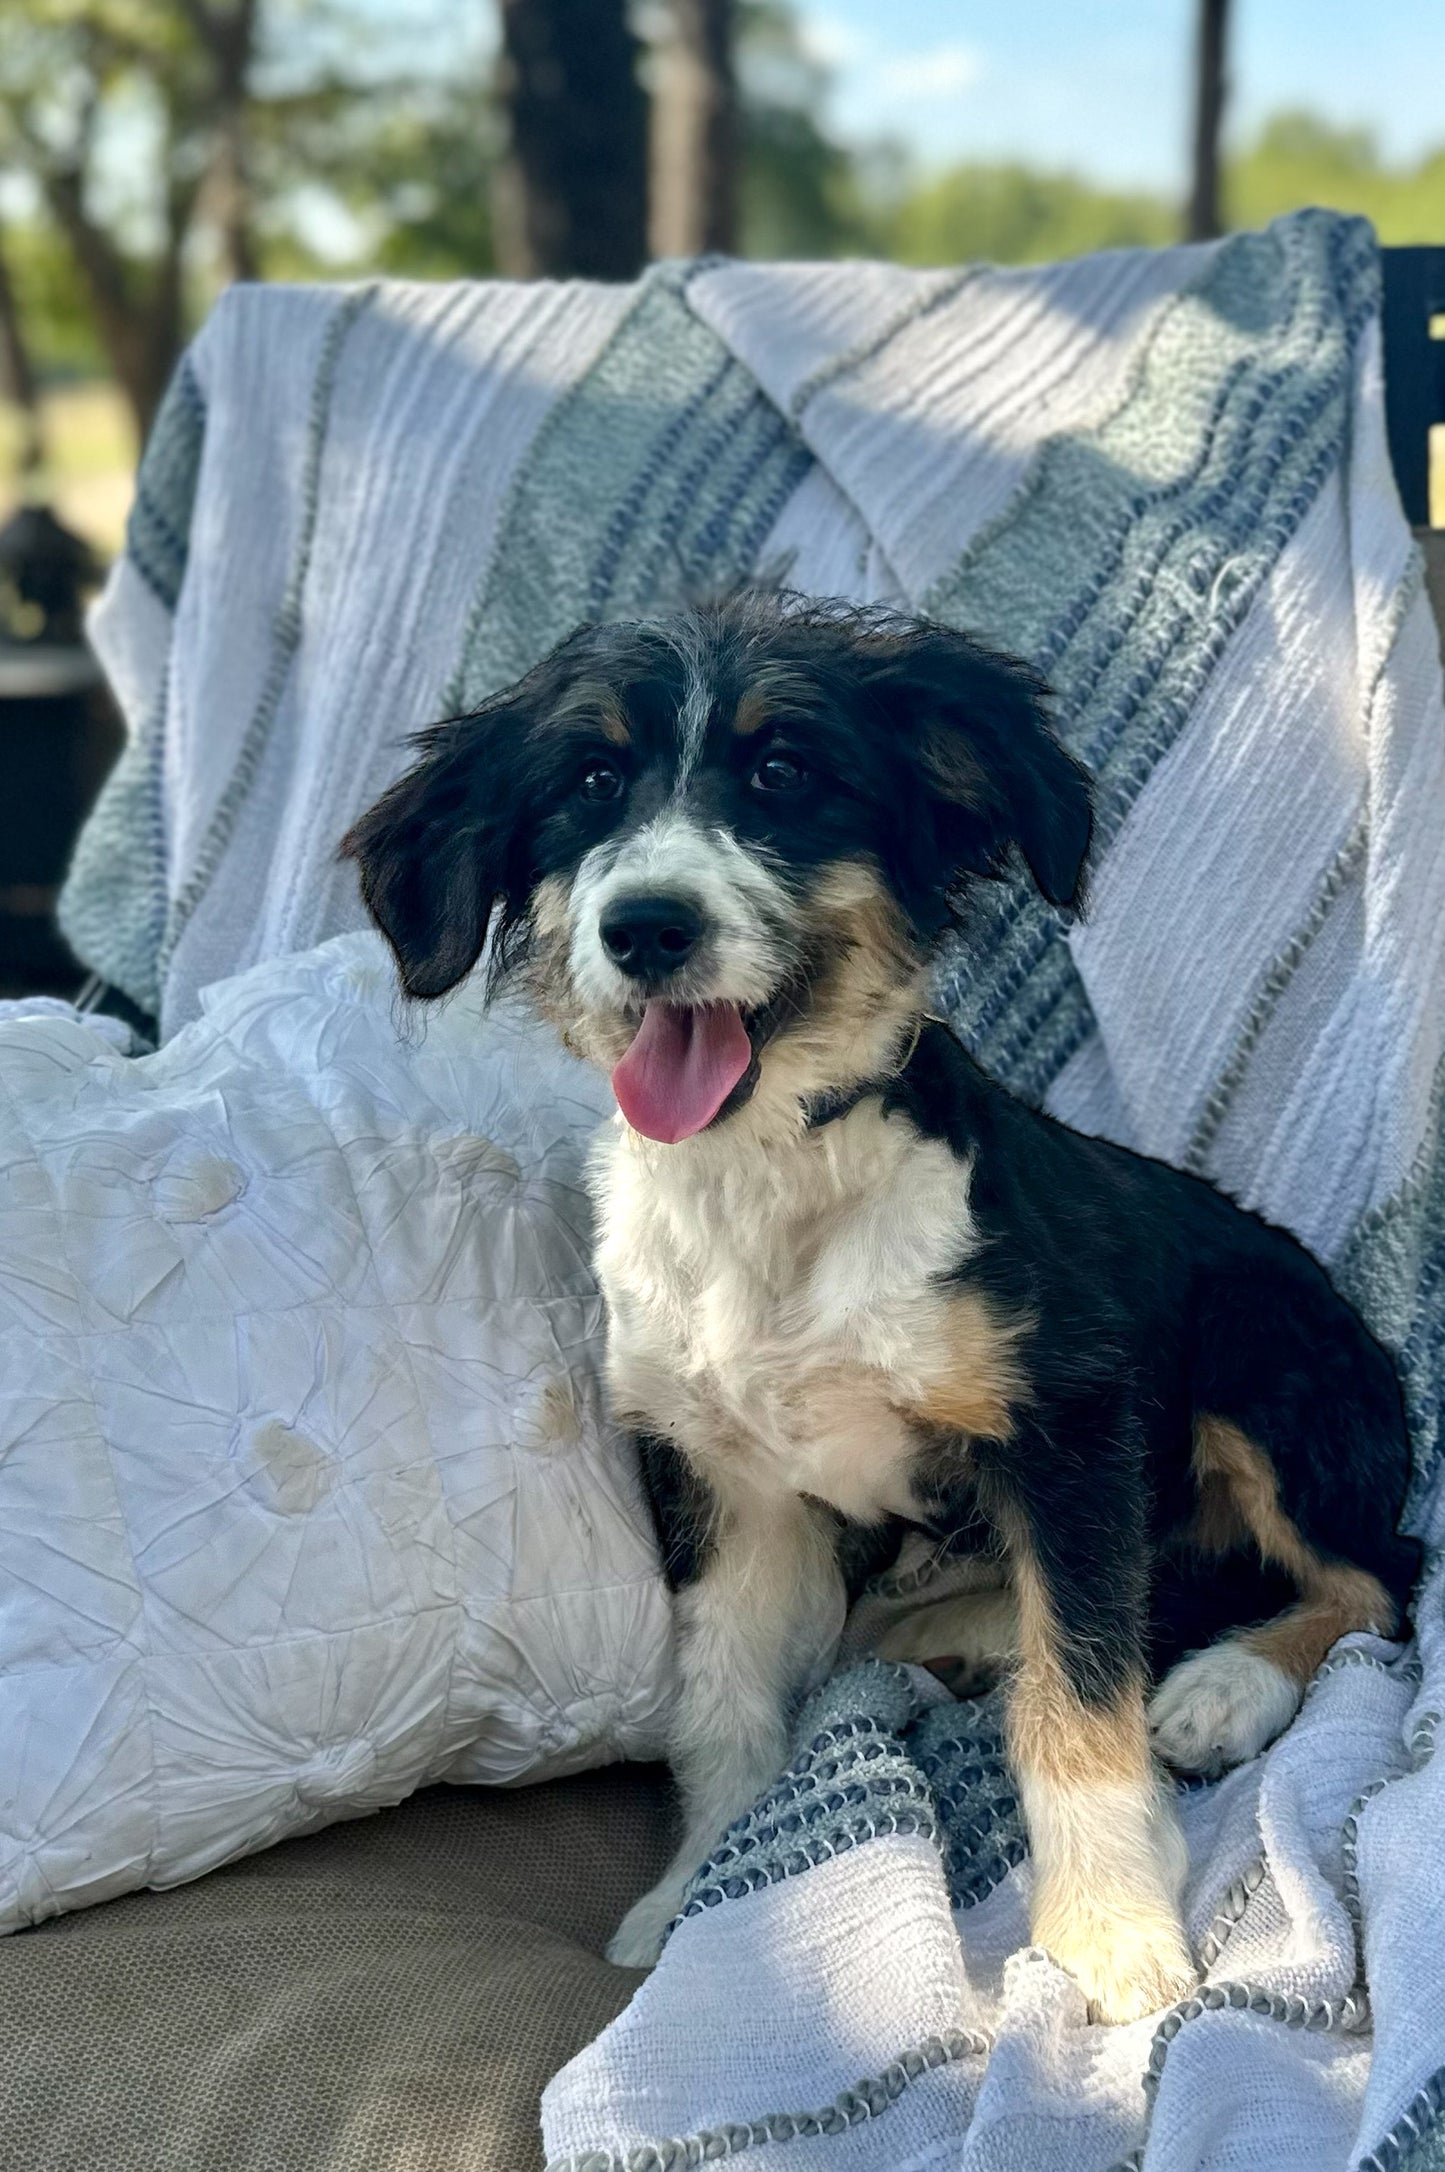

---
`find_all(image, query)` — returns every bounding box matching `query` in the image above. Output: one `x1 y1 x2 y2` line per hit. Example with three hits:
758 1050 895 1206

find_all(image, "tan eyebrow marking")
550 681 632 746
732 665 819 738
733 687 773 737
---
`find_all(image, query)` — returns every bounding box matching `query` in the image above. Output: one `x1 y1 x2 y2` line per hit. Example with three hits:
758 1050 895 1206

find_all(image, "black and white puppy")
344 592 1417 2024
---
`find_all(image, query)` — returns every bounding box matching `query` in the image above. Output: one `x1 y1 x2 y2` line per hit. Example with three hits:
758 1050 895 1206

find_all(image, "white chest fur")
590 1103 978 1524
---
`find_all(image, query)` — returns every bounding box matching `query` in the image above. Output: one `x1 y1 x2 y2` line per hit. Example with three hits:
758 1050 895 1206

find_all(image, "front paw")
606 1877 686 1968
1040 1904 1197 2025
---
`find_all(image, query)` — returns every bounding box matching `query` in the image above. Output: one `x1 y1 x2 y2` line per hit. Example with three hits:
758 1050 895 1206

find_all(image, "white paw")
605 1877 686 1968
1043 1907 1198 2025
1149 1642 1301 1778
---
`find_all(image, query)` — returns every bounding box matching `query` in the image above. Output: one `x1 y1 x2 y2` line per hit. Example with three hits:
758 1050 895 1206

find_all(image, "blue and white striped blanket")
63 212 1445 2170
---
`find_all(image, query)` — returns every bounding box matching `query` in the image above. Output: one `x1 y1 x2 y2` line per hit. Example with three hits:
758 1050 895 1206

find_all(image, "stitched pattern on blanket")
58 348 209 1013
545 2027 991 2172
1181 543 1426 1180
931 213 1378 1108
441 263 814 719
126 355 207 611
155 285 379 992
1363 2069 1445 2172
58 667 171 1022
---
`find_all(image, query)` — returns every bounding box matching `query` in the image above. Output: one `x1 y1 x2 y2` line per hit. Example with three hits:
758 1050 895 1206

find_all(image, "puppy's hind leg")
1150 1418 1399 1776
608 1486 846 1967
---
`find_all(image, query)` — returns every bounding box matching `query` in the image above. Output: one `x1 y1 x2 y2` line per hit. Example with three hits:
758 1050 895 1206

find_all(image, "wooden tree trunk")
650 0 739 258
0 230 44 478
203 111 259 284
1186 0 1230 241
493 0 649 280
43 167 184 443
190 0 261 284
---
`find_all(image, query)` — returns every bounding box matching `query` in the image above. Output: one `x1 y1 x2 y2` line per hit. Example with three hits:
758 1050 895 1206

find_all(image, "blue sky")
798 0 1445 188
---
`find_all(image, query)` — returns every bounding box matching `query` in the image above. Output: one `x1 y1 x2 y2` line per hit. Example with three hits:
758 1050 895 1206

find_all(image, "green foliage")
255 77 496 280
867 114 1445 273
247 2 496 279
735 2 877 258
0 218 106 380
3 0 1445 414
1227 111 1445 245
884 163 1173 268
740 98 873 259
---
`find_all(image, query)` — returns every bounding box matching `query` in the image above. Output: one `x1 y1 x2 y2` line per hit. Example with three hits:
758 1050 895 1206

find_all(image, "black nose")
599 894 705 980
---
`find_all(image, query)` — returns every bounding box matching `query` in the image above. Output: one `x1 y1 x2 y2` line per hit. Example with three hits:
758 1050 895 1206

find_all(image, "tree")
651 0 740 258
185 0 261 283
0 0 262 441
0 229 44 480
730 1 877 259
1186 0 1230 242
493 0 649 280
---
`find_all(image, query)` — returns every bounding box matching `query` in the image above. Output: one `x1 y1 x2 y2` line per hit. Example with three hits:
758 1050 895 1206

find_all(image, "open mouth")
610 981 803 1144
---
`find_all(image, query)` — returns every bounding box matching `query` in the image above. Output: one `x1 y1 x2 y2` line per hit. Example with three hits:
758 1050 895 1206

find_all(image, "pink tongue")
611 1002 753 1143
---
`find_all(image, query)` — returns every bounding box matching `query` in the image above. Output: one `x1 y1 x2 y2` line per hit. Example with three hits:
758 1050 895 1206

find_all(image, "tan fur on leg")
1153 1420 1399 1777
1006 1547 1194 2024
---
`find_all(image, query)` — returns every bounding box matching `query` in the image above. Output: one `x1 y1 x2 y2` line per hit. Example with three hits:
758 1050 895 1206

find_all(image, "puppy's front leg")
608 1464 845 1968
981 1417 1196 2025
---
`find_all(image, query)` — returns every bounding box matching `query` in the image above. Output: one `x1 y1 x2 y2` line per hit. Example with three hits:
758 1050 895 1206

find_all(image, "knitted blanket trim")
1359 2067 1445 2172
56 661 172 1017
674 1673 1025 1935
1106 1985 1374 2172
1111 1697 1442 2172
1197 1855 1268 1969
1341 1707 1441 1951
542 2026 990 2172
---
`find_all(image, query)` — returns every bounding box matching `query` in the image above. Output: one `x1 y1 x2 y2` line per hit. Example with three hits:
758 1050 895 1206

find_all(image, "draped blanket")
60 212 1445 2170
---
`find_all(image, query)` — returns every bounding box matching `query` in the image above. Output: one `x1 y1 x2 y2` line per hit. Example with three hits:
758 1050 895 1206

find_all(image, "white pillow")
0 934 672 1932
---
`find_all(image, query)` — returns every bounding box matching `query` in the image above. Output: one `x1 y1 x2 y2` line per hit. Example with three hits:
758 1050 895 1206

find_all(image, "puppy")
344 592 1417 2023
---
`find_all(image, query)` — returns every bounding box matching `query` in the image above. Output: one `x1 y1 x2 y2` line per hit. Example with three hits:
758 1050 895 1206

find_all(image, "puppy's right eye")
579 761 624 803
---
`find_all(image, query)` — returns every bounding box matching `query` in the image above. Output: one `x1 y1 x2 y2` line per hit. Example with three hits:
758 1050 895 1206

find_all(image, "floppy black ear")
340 717 511 1000
864 626 1093 917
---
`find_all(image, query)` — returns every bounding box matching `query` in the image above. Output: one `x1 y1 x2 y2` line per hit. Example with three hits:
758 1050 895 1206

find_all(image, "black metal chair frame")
1380 246 1445 528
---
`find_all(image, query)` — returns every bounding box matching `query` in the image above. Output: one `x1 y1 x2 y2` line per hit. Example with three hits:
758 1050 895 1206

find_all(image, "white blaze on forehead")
675 659 714 787
567 809 796 1010
648 616 715 790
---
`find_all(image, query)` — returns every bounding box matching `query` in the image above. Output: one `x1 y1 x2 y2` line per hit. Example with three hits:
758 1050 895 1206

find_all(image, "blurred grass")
0 382 135 561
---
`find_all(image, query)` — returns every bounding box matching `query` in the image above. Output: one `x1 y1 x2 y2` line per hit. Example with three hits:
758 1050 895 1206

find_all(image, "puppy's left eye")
579 761 624 802
751 753 808 795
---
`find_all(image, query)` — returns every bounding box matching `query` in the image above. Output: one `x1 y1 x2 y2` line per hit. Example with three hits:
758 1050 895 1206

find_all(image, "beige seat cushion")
0 1766 676 2172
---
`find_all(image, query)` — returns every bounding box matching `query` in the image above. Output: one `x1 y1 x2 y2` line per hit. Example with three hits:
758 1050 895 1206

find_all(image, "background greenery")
3 0 1443 551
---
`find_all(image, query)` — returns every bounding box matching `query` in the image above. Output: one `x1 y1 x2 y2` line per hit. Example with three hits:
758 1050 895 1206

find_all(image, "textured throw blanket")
61 213 1445 2170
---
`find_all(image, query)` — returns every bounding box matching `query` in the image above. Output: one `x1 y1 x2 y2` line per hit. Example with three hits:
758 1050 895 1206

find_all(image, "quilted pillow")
0 934 672 1932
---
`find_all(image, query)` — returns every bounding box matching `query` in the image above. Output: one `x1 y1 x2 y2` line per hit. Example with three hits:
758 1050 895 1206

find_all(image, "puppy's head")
342 594 1091 1143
